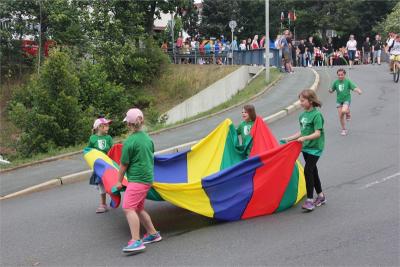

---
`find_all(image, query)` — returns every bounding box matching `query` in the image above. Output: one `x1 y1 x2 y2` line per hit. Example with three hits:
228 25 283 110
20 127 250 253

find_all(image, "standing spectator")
291 40 297 67
362 37 371 64
314 47 324 66
260 35 266 48
305 36 315 67
246 38 252 50
372 34 383 65
281 30 293 73
176 32 183 53
251 35 259 49
239 40 246 51
232 36 239 51
323 37 334 66
160 40 168 53
298 39 306 67
346 34 357 69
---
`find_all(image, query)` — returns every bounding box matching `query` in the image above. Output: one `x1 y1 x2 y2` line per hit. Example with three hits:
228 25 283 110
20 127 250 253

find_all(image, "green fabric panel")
276 162 299 212
146 187 164 201
220 124 247 170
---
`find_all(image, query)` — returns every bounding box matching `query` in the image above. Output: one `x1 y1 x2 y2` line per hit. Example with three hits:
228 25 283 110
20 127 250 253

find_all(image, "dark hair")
243 104 257 121
337 68 346 75
299 89 322 108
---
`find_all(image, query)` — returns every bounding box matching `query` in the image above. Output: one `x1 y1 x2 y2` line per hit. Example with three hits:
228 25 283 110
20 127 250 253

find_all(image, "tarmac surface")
0 64 398 266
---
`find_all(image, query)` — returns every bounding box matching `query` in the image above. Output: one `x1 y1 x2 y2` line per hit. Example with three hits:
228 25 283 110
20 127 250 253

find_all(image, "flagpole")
265 0 270 82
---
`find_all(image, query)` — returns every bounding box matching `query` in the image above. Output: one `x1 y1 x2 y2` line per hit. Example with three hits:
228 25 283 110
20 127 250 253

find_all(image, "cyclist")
389 34 400 81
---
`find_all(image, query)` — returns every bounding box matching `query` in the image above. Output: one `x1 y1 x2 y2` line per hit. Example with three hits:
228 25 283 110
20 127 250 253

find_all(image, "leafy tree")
373 2 400 36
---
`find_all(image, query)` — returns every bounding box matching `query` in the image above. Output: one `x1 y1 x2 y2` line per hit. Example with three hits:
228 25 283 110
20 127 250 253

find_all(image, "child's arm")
115 164 128 189
354 87 362 95
281 131 301 143
297 130 321 143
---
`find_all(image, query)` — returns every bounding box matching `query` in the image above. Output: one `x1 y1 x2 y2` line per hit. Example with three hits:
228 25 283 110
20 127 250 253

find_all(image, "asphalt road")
1 65 399 266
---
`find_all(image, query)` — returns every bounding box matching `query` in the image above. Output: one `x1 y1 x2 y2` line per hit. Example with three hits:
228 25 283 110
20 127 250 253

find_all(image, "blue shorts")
348 50 356 61
336 101 351 108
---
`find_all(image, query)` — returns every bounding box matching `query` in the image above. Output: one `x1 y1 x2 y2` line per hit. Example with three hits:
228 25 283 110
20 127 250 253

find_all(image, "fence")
166 48 281 68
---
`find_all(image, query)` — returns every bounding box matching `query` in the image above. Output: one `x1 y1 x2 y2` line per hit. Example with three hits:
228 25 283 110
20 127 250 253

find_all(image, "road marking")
361 172 400 189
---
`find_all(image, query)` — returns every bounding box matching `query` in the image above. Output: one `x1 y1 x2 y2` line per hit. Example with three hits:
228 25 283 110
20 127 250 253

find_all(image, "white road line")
361 172 400 189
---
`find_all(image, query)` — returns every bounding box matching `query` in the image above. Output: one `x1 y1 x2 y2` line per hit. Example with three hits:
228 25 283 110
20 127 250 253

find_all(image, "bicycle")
393 58 400 83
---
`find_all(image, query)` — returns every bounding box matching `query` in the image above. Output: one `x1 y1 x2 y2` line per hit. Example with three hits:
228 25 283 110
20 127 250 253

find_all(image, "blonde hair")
299 89 322 107
127 117 144 132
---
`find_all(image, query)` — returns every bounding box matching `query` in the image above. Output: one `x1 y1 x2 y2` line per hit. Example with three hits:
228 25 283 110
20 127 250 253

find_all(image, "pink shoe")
96 204 108 213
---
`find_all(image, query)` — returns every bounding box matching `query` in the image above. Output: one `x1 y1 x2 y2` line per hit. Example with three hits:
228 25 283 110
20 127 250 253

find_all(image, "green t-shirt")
331 78 357 103
236 120 254 156
121 131 154 184
88 134 113 154
299 108 325 156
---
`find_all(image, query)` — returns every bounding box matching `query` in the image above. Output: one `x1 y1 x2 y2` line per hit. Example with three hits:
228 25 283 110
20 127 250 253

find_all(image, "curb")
0 69 319 201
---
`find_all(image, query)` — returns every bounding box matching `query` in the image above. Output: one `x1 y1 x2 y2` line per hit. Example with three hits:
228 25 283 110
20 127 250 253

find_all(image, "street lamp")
265 0 270 82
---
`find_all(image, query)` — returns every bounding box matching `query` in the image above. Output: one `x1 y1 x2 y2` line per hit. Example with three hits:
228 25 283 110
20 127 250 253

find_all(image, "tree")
373 2 400 36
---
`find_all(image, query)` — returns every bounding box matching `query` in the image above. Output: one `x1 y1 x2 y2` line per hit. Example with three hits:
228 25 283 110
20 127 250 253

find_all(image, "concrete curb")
0 69 319 201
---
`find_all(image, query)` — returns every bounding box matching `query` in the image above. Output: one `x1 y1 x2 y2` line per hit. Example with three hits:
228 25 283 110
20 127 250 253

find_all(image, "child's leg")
337 106 346 130
124 209 141 241
312 163 323 195
138 210 157 235
100 193 106 205
303 152 319 199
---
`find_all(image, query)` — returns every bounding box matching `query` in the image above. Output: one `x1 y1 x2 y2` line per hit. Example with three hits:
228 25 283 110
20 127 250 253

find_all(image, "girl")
88 117 113 213
115 108 161 254
329 68 362 136
281 90 326 211
236 104 257 158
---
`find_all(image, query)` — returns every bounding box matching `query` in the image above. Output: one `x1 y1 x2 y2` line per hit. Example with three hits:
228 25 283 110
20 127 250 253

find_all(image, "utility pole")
170 12 175 63
265 0 270 82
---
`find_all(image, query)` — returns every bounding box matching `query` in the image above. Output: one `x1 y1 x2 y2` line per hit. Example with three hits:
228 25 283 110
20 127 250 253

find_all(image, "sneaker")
96 204 107 213
314 195 327 207
142 231 162 244
301 200 315 211
123 239 146 253
346 112 351 121
340 129 347 136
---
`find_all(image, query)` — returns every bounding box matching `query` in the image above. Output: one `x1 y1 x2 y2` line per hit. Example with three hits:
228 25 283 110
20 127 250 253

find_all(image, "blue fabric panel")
93 158 113 183
202 156 263 221
154 150 189 183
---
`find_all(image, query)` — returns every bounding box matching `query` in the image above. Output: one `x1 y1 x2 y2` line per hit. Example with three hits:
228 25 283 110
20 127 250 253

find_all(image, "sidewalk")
0 67 317 197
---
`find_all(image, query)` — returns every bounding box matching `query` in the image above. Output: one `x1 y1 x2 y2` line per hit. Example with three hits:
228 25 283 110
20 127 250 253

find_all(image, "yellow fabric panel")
187 119 231 183
295 161 306 204
153 182 214 218
84 149 115 170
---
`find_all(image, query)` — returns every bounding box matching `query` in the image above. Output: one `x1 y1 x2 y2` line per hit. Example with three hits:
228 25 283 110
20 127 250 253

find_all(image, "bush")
9 50 89 156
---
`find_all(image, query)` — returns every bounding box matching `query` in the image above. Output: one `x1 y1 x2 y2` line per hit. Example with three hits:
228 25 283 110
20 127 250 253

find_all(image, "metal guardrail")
165 48 281 67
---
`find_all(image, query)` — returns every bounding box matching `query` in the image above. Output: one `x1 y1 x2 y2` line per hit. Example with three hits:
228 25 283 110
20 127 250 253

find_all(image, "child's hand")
115 182 123 190
297 137 306 143
279 138 288 144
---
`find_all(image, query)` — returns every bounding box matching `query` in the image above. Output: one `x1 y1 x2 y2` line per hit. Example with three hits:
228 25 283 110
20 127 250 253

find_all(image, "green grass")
0 67 280 170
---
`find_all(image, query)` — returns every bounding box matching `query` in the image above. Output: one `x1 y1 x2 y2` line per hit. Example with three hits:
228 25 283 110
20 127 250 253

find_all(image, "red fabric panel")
107 143 123 165
249 116 279 157
242 142 302 218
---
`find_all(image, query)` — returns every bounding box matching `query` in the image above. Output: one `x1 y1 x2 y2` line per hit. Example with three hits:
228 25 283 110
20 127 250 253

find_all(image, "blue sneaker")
142 231 162 244
122 239 145 253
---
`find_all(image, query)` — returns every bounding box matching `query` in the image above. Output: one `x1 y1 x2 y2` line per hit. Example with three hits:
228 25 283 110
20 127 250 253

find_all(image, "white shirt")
346 40 357 51
390 41 400 55
239 43 246 51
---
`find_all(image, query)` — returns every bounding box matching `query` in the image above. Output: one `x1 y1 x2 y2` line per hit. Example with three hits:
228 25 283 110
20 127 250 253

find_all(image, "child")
236 104 257 157
115 108 161 254
329 68 362 136
88 117 113 213
281 90 326 212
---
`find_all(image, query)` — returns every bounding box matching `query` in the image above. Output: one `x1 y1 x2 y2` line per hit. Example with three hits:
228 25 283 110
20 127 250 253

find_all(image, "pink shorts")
122 182 151 211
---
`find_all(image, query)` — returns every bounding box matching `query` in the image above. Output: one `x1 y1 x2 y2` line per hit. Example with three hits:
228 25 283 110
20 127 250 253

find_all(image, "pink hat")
123 108 144 123
93 118 112 129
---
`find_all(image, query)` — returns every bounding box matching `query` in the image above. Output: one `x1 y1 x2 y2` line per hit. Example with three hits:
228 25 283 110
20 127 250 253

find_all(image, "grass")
0 66 282 171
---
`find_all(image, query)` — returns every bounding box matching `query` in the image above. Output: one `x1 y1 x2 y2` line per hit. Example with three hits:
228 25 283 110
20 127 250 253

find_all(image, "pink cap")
123 108 144 123
93 118 112 129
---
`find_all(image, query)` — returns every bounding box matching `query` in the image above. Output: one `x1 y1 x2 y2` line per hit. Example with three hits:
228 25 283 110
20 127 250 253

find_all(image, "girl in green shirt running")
282 89 326 212
329 68 362 136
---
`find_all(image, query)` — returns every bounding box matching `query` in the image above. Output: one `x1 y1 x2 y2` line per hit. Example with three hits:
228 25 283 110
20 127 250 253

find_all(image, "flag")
84 118 306 221
293 10 297 21
288 11 292 25
280 12 284 21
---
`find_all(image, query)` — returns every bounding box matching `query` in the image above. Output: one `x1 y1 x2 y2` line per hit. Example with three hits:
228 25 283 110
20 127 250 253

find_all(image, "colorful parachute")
84 117 306 221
